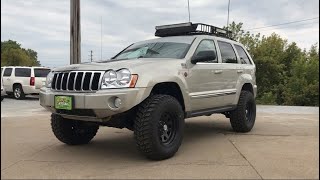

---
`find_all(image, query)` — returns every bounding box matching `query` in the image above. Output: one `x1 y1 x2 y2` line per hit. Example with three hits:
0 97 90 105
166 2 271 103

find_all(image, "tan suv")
40 23 257 160
1 66 51 99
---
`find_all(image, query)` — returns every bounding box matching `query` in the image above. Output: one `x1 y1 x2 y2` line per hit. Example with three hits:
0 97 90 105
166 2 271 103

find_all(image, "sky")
1 0 319 68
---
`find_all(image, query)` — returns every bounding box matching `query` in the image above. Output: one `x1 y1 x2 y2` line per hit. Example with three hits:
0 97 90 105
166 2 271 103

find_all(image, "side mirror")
191 50 217 64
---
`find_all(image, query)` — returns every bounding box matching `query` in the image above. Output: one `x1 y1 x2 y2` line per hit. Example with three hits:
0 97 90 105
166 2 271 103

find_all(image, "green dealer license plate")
55 96 73 110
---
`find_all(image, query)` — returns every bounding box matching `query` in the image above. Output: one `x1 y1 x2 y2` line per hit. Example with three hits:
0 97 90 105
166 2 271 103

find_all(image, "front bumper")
40 87 151 122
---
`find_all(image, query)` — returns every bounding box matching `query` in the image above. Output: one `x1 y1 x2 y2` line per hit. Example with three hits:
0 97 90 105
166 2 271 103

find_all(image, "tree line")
1 40 40 67
226 22 319 106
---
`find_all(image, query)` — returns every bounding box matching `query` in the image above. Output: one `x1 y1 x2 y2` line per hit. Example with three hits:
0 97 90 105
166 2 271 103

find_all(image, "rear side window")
218 41 238 63
3 68 12 77
34 69 50 77
234 45 252 64
15 68 31 77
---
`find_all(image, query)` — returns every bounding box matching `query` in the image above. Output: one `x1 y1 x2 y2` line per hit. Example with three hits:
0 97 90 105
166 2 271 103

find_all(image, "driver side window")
194 40 218 63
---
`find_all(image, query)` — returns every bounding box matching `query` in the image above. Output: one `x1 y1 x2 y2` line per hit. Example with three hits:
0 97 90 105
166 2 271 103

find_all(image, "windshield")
113 37 194 60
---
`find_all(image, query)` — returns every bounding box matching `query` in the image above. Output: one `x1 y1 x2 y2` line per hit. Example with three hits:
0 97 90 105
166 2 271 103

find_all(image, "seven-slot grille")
51 71 103 91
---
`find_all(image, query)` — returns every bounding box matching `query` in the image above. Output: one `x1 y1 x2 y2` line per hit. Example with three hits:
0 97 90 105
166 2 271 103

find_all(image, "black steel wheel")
159 111 179 146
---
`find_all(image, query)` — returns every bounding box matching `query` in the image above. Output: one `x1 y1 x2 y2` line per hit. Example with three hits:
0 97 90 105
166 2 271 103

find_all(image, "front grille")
51 71 103 91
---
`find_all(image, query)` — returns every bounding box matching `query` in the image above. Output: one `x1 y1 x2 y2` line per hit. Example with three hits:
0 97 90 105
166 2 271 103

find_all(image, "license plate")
55 96 73 110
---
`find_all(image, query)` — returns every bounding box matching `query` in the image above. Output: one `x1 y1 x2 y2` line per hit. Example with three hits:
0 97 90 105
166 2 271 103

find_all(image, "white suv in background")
1 75 5 101
1 66 51 99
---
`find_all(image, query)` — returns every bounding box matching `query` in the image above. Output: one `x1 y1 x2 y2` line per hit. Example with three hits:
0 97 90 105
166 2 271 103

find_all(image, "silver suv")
40 23 257 160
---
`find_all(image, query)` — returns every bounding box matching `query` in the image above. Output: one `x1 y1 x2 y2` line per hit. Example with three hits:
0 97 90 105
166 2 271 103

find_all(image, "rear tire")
230 91 256 132
1 97 4 101
51 114 99 145
134 95 184 160
13 84 25 100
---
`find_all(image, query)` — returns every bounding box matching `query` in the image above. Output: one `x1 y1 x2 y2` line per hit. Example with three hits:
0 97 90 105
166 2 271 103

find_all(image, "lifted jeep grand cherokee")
40 23 257 160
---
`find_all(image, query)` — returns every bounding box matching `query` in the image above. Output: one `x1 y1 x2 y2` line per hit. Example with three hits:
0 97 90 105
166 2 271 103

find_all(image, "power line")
250 21 319 32
245 17 319 31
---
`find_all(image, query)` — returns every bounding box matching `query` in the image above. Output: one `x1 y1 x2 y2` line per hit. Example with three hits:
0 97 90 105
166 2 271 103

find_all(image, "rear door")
15 68 32 88
216 41 240 106
234 44 255 77
33 68 50 89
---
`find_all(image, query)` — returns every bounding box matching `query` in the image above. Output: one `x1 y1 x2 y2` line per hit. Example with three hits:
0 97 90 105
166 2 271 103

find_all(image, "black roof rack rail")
155 22 233 39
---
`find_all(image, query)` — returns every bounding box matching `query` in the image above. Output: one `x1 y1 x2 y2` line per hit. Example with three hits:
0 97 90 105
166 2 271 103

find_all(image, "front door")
186 39 224 110
3 68 13 92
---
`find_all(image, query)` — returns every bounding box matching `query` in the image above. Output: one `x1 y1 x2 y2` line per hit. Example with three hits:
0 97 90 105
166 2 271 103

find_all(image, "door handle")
237 70 244 73
214 70 223 74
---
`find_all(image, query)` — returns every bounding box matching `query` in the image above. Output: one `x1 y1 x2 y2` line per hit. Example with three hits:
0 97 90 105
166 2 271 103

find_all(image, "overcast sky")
1 0 319 67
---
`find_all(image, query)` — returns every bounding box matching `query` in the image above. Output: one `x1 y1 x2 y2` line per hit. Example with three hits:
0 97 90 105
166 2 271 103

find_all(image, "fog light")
114 98 122 108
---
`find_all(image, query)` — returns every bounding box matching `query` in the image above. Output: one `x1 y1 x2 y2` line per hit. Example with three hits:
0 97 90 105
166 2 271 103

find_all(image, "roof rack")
155 22 232 39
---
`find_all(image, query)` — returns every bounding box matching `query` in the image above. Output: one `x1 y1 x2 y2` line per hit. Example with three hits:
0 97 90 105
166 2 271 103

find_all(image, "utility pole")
70 0 81 64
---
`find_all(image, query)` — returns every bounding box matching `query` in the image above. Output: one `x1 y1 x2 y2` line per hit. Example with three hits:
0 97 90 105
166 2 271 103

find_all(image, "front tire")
51 114 99 145
230 91 256 132
134 95 184 160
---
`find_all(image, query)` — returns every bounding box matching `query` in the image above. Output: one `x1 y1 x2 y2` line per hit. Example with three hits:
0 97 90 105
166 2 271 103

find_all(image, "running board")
185 105 236 118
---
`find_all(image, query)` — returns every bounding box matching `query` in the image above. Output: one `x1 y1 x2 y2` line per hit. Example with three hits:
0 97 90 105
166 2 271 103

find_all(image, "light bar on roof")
216 28 227 34
155 22 192 30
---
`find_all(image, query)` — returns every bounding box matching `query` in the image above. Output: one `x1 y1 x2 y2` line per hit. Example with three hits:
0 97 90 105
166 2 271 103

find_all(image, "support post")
70 0 81 64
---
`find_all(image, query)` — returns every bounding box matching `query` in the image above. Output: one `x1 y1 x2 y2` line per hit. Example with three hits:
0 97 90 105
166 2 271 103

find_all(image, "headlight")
103 70 117 84
101 69 138 89
116 69 131 86
46 72 54 88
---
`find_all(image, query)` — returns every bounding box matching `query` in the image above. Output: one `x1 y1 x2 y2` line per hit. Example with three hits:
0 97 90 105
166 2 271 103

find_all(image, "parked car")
40 22 257 160
1 66 51 99
1 76 5 101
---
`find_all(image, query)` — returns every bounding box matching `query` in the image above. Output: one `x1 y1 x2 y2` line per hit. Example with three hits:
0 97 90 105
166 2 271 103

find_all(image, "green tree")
1 40 40 66
283 44 319 106
225 21 319 106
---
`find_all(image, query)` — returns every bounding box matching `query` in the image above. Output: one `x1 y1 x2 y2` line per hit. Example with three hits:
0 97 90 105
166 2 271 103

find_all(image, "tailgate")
35 77 46 89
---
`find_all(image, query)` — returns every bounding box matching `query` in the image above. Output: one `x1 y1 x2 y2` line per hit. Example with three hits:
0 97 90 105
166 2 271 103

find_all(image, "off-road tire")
13 84 25 100
51 113 99 145
230 91 256 132
134 95 184 160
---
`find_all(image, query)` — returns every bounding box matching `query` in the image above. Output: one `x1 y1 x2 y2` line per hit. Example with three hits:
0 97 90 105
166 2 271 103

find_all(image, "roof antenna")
187 0 191 22
226 0 230 30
